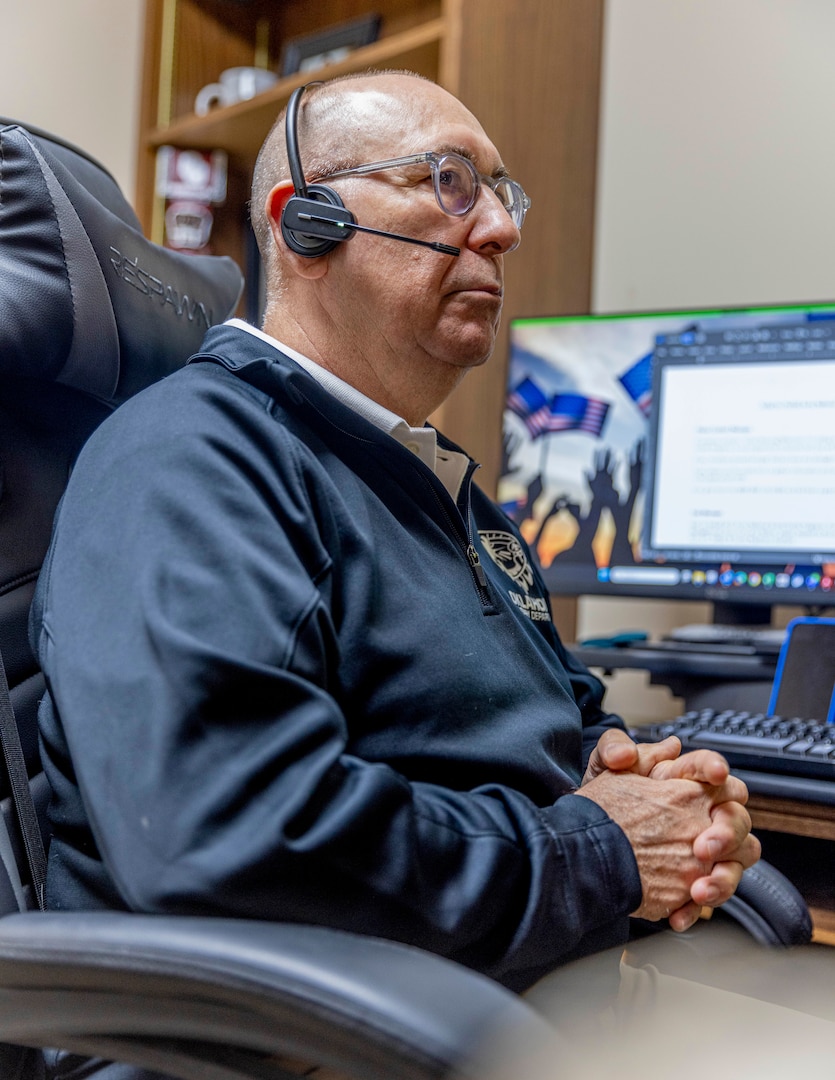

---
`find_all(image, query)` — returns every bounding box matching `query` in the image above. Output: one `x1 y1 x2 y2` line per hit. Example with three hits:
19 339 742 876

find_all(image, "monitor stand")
711 600 773 627
665 602 784 651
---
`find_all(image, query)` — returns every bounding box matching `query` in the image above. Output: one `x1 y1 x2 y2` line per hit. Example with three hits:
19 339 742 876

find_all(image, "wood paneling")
433 0 605 498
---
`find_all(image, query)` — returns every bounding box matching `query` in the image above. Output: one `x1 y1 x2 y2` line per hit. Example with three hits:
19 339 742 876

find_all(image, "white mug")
195 67 278 115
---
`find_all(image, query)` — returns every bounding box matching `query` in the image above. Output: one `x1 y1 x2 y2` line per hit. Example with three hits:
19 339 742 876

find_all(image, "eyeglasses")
320 152 531 229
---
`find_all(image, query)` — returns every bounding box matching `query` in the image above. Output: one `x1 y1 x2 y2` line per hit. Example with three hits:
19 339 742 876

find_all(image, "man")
34 71 758 1021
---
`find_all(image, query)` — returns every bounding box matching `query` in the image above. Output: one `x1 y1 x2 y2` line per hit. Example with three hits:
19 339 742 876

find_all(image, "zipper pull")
466 544 488 587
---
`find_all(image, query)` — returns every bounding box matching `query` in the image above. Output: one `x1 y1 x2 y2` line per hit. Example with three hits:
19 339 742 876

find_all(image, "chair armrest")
721 859 813 947
0 912 556 1080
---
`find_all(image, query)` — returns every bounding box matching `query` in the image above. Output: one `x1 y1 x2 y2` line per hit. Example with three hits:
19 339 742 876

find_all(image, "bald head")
251 71 436 276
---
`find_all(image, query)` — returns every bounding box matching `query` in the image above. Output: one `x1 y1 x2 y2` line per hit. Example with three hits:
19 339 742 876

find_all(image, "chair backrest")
0 120 244 917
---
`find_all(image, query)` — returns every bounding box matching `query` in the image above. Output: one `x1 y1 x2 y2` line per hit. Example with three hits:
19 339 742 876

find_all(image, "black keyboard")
647 709 835 781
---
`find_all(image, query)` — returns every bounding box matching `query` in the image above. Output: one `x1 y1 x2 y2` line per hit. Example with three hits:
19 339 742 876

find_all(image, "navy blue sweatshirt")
33 323 641 992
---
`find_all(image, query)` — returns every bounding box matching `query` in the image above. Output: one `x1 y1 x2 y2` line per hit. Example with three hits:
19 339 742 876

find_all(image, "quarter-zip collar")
226 319 470 500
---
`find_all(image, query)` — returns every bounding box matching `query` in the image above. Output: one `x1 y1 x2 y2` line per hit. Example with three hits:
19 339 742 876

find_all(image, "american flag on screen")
618 351 653 416
545 393 610 436
507 376 553 437
507 377 610 439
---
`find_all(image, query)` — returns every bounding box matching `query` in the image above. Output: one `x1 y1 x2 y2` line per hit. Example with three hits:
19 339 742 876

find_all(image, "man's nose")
470 186 522 253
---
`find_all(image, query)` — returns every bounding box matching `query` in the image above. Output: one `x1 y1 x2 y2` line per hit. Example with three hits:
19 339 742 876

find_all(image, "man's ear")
266 180 294 244
265 180 329 278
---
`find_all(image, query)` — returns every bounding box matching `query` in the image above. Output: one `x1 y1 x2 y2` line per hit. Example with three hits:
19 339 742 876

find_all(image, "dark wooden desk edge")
746 793 835 945
748 793 835 841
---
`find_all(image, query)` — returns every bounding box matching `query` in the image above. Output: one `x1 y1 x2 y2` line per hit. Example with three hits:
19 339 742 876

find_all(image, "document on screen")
648 359 835 559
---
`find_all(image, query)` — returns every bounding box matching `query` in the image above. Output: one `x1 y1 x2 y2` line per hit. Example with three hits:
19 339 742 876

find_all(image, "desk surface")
572 642 779 681
572 641 779 713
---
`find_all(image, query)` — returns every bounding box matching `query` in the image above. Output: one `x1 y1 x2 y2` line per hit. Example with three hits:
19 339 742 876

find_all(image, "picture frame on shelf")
280 14 382 77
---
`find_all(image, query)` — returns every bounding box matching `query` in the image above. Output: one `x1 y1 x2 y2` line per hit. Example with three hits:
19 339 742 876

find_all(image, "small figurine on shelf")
164 200 215 252
155 146 228 254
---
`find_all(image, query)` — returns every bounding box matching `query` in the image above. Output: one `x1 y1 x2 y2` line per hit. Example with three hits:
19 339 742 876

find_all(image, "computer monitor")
498 303 835 626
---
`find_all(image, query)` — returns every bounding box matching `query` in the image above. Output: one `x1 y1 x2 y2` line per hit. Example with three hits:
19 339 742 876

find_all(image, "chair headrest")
0 122 244 406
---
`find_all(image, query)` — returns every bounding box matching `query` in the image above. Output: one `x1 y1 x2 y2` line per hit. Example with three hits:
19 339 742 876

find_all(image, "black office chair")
0 119 813 1080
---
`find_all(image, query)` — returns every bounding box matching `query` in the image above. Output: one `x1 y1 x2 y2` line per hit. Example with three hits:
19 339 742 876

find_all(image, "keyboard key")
666 726 698 740
785 740 815 754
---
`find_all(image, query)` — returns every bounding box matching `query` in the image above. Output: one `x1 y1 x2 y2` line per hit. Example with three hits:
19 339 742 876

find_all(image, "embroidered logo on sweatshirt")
478 531 550 622
479 530 534 590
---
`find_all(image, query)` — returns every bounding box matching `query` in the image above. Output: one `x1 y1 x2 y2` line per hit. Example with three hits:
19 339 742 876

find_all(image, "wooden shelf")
145 19 444 159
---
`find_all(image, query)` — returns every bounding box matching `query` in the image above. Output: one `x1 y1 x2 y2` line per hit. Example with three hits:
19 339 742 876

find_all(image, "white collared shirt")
227 319 470 500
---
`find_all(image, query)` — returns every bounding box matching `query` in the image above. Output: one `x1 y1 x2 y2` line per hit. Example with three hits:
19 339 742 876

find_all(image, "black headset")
279 83 460 259
280 85 357 258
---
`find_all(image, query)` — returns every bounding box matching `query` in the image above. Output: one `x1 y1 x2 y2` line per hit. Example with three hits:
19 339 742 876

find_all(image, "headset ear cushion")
281 183 356 257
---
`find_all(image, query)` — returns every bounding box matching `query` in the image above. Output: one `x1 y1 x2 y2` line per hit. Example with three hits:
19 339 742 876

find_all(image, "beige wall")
595 0 835 313
1 0 144 200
